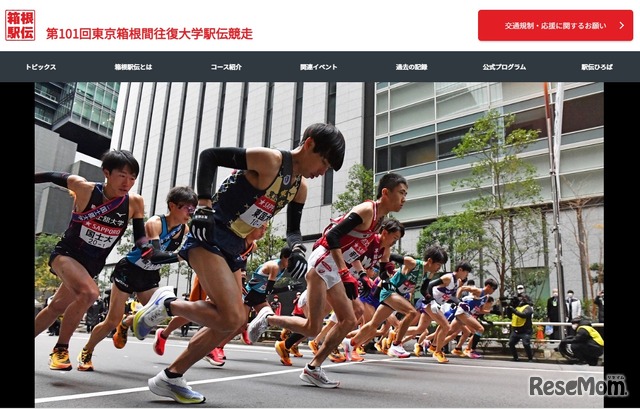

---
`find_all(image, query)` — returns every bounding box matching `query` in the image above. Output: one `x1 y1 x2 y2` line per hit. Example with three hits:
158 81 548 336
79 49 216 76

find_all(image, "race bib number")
239 196 275 227
342 240 370 264
134 258 161 271
80 220 122 249
396 279 415 295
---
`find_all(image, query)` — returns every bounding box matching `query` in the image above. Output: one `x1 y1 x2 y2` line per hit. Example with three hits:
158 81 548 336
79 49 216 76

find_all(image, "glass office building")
108 81 603 298
34 82 120 235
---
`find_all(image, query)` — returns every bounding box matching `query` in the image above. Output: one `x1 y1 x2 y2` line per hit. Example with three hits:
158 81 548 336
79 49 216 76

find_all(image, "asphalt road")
35 332 607 408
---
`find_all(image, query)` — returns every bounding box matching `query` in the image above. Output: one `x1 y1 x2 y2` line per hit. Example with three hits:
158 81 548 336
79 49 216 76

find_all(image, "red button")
478 10 633 41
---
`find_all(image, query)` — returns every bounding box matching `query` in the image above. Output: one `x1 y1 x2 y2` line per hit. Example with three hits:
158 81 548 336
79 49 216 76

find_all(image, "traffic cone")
534 325 545 348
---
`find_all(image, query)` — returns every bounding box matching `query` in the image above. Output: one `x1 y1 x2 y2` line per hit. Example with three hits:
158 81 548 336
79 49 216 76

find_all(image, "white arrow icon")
620 21 624 29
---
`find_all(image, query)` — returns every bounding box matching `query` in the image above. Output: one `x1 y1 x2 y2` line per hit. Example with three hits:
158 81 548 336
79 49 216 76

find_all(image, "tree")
417 211 486 274
450 109 544 300
332 164 374 216
34 234 62 300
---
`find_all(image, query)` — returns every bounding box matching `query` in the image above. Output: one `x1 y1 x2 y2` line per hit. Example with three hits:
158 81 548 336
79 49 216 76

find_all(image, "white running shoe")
342 338 353 361
299 364 340 388
132 286 175 340
247 306 274 343
387 343 411 358
148 370 205 404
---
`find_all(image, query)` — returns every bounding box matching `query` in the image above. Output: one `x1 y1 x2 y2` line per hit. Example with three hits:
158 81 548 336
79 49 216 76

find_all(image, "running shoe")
380 337 390 351
77 348 94 371
380 339 390 354
290 344 303 357
246 306 274 343
388 343 410 358
341 338 353 361
414 342 423 356
300 364 340 388
308 339 319 355
349 342 365 362
275 340 292 366
241 327 252 345
451 347 465 357
374 340 384 353
218 347 226 360
113 319 129 349
427 344 437 354
350 350 365 362
434 351 449 363
148 370 205 404
356 345 366 356
388 330 397 345
328 348 346 363
153 328 167 356
49 347 72 370
132 286 175 340
464 349 483 359
203 349 225 367
280 328 291 341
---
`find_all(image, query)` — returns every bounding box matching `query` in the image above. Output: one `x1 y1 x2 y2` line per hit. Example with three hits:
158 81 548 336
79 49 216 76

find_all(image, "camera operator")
557 317 604 366
505 293 534 362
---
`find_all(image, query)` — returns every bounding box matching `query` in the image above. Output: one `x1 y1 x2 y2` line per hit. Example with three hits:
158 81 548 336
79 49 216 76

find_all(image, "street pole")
544 82 567 338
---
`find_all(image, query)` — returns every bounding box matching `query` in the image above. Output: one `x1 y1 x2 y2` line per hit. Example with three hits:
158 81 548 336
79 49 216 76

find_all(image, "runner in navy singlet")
35 150 147 371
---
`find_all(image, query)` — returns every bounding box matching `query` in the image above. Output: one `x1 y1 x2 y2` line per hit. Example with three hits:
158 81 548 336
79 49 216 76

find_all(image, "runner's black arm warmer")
265 280 276 295
390 253 405 265
326 213 363 250
133 218 146 243
422 277 443 299
196 147 248 200
286 201 305 248
147 239 179 264
35 172 70 187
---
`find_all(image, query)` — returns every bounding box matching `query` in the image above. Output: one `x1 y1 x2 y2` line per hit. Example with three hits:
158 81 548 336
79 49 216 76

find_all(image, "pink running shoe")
464 349 483 359
153 328 167 356
241 328 253 345
203 348 225 367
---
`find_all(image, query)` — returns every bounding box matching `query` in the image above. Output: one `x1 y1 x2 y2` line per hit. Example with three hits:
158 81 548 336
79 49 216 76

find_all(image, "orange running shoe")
275 340 292 366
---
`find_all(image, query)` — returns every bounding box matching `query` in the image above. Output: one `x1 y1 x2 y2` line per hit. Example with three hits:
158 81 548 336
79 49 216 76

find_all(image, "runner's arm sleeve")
286 201 305 248
133 218 147 243
422 277 443 299
146 240 179 264
196 147 248 200
265 280 276 295
35 172 70 187
390 253 405 265
325 213 363 250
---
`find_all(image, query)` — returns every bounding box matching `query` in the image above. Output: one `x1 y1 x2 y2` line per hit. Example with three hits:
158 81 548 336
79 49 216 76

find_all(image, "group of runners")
35 122 498 404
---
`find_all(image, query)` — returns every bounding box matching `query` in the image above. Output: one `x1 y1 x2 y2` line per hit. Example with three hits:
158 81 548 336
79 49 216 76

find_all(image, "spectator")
593 290 604 337
84 298 104 333
506 284 526 313
45 291 61 336
270 295 282 316
559 317 604 366
507 294 534 362
565 290 583 336
546 288 561 340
